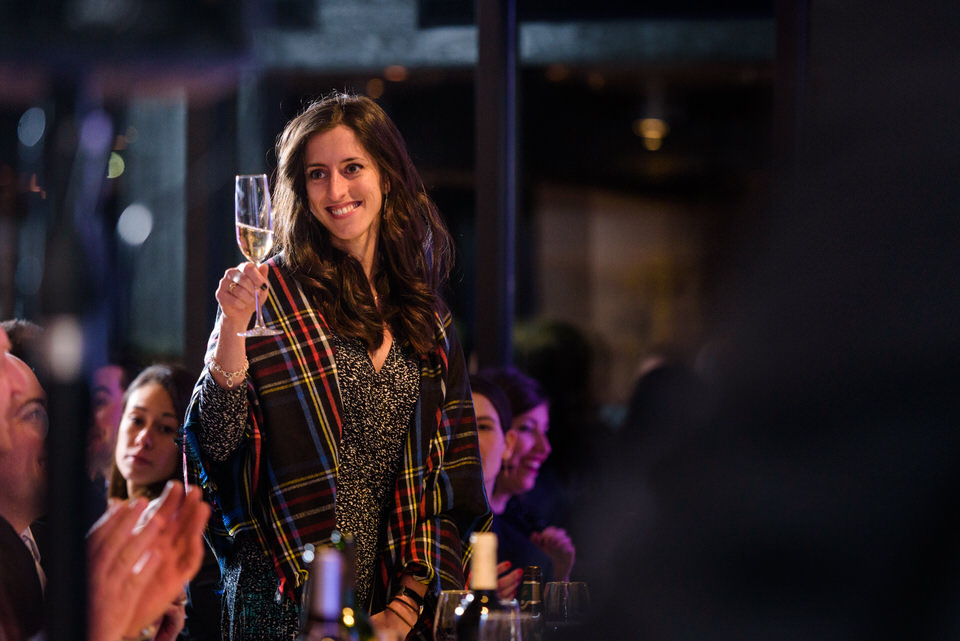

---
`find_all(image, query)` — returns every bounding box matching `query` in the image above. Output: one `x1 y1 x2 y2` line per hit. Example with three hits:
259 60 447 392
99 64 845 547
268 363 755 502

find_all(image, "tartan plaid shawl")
183 256 490 612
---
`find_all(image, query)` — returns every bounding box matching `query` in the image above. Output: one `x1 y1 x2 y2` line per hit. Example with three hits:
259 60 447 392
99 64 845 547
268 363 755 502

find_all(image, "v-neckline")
368 330 393 375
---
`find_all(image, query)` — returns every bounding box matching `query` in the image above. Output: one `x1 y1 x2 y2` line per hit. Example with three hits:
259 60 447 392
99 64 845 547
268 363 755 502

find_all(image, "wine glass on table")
235 173 282 337
479 611 536 641
543 582 590 637
434 589 469 641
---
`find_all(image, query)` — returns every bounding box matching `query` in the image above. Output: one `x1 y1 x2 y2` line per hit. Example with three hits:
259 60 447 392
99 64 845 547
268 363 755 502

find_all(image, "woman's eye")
161 424 178 435
344 163 362 174
308 168 327 180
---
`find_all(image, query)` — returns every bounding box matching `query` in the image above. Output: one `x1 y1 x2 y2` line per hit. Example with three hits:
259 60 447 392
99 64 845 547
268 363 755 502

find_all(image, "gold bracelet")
207 357 248 389
385 603 416 629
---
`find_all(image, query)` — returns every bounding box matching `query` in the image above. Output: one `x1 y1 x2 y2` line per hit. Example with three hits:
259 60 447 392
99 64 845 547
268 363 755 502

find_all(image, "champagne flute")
235 174 282 337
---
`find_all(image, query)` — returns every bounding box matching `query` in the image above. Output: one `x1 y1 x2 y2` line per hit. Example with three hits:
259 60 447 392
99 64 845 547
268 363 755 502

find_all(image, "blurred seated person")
470 373 523 600
0 324 17 453
0 339 47 640
481 366 576 582
0 323 211 641
108 363 221 641
87 352 139 523
618 358 708 470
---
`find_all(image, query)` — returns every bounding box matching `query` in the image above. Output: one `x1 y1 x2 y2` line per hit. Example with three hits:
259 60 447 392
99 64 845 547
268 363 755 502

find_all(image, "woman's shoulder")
429 299 458 344
267 252 293 276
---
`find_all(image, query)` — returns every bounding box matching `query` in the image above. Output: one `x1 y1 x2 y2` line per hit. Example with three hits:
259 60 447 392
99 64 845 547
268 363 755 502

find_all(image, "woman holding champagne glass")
182 91 489 641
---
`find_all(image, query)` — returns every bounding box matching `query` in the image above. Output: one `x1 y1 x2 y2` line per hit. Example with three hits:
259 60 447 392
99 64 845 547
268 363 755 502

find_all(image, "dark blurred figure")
617 359 708 469
574 2 960 640
0 321 46 641
86 352 140 525
512 320 600 533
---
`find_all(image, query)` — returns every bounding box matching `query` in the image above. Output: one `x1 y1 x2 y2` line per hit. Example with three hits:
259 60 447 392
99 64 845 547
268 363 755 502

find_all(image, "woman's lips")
127 453 152 466
328 201 360 217
518 458 544 473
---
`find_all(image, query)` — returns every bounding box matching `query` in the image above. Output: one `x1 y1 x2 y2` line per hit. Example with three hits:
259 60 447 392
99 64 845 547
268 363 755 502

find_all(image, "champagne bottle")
455 532 507 641
299 546 347 641
518 566 544 641
331 531 376 641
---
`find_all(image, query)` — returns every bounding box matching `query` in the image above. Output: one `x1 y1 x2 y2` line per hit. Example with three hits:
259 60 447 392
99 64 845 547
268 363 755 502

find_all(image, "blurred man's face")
87 364 126 479
0 355 48 531
0 327 27 454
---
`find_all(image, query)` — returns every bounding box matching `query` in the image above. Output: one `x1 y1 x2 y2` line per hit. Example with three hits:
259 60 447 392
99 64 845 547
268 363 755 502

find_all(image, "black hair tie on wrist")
397 585 425 611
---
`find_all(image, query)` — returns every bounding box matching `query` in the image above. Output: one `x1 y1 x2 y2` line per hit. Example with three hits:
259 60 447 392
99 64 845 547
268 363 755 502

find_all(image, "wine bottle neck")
310 548 343 620
469 532 499 590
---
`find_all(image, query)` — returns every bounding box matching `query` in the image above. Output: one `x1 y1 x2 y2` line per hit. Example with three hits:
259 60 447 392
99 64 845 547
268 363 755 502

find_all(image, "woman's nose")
535 430 551 455
134 428 152 448
327 171 347 200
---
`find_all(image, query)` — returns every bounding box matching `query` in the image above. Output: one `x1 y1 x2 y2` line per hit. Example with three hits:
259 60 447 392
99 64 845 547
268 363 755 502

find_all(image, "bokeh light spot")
80 110 113 154
46 316 85 382
17 107 46 148
366 78 385 99
117 203 153 245
107 152 125 179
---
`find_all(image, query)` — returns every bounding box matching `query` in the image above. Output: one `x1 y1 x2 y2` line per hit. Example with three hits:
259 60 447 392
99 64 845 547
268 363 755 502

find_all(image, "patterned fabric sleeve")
388 309 492 641
195 371 249 463
182 307 269 557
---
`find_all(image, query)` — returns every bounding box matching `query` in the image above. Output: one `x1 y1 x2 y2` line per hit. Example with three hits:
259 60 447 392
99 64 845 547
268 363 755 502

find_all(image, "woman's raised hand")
215 262 271 333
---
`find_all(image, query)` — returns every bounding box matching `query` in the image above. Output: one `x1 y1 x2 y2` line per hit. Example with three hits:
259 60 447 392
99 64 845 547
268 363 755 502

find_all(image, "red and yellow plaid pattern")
183 256 490 624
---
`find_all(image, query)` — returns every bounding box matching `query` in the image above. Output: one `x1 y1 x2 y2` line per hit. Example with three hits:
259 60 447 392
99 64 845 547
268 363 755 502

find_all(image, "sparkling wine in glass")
235 173 282 337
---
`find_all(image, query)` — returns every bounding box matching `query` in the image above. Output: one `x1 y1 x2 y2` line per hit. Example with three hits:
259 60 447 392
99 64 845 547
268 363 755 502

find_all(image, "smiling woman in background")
482 366 576 583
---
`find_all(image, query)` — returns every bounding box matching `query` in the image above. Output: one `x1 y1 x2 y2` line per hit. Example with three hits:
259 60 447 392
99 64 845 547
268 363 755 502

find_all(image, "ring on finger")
228 281 238 293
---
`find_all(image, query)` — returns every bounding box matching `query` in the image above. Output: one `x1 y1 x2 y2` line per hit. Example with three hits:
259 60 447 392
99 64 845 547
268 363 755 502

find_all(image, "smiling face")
498 402 551 496
472 391 507 500
114 383 181 498
0 355 48 532
304 124 385 267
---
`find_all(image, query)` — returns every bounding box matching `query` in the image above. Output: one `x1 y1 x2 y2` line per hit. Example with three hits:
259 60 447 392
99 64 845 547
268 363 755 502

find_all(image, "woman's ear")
502 430 517 462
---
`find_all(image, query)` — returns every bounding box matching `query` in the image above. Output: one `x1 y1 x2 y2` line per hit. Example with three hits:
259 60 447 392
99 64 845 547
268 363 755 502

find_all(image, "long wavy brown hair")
271 91 454 355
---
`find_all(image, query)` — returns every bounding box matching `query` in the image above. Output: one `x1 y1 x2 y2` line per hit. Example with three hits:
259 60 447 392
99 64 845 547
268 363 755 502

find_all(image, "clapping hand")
87 481 209 641
530 526 576 582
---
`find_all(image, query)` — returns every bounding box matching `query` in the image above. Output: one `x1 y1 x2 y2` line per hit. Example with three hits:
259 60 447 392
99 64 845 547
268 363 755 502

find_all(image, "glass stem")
254 288 263 328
